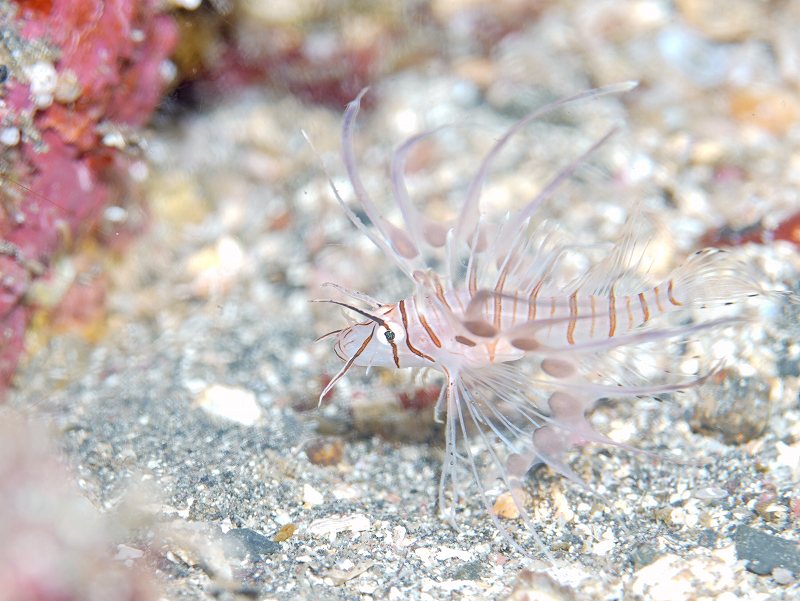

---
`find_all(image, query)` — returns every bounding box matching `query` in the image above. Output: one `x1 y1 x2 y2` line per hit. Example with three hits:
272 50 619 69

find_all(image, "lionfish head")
316 300 408 403
336 303 405 368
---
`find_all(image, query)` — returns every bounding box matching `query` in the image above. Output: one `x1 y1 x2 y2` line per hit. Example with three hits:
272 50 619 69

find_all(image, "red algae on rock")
0 0 178 393
700 210 800 249
170 2 442 109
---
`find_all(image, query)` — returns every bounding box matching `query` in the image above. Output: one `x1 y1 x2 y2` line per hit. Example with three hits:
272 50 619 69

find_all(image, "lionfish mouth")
318 323 376 404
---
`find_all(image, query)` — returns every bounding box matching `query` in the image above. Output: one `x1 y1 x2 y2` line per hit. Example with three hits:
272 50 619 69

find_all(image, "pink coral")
0 0 178 393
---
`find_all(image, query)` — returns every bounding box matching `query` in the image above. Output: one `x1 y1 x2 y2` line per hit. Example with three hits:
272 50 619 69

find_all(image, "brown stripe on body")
638 292 650 322
528 280 543 321
487 288 503 362
511 291 519 326
667 279 682 306
455 335 476 347
487 286 503 363
493 269 509 330
493 292 503 331
566 290 578 345
608 286 617 337
487 340 497 363
418 312 442 348
398 300 434 362
432 277 453 313
653 285 664 312
548 296 556 337
626 295 634 328
468 264 477 296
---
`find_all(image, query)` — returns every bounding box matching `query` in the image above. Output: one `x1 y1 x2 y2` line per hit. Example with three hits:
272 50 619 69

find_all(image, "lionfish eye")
377 321 404 345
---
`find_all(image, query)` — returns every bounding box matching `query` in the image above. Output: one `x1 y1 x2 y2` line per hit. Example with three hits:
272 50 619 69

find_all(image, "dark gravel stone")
690 375 771 444
734 525 800 575
629 543 660 569
223 528 280 559
452 560 486 580
697 528 718 549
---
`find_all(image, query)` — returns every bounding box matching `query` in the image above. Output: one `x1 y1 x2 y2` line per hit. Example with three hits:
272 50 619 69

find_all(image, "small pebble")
693 486 728 501
435 546 472 561
115 544 144 561
186 236 246 297
491 488 532 520
170 0 202 9
273 523 296 542
628 549 739 601
305 437 344 466
194 384 262 426
676 0 762 41
728 87 800 135
507 570 577 601
307 514 370 539
772 440 800 481
303 483 324 506
54 69 81 103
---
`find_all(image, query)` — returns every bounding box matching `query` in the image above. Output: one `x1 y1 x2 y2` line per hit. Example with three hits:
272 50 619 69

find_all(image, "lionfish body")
318 83 760 554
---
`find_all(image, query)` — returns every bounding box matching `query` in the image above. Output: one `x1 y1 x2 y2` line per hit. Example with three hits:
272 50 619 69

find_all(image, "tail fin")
668 248 762 307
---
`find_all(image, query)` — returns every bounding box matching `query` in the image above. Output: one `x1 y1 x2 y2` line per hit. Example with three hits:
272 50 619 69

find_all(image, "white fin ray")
304 126 415 279
447 91 635 293
566 207 652 297
489 126 620 270
341 90 427 277
320 282 384 309
337 85 637 301
447 376 553 557
460 360 703 475
390 127 454 255
452 364 650 544
669 248 762 305
452 82 638 253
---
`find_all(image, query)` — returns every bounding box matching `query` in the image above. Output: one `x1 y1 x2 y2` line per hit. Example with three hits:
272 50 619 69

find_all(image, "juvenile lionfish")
316 83 762 554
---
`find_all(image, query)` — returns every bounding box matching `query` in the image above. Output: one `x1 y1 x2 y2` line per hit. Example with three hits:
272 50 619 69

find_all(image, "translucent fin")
443 361 671 555
340 91 425 275
443 374 554 558
332 84 637 298
517 315 740 355
321 282 383 309
452 82 638 252
390 127 453 252
303 126 414 278
567 207 651 296
668 248 762 306
490 126 620 270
